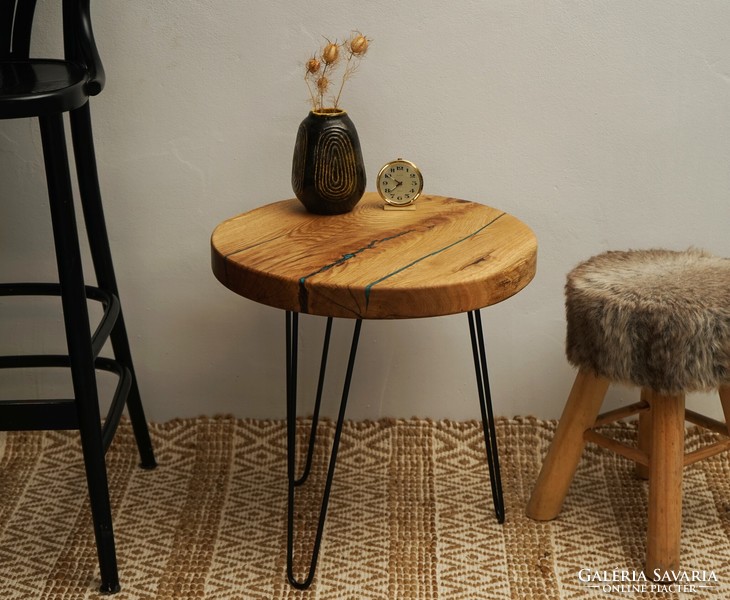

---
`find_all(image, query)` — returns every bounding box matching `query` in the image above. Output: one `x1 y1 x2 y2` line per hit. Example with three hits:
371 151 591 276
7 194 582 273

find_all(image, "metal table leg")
285 312 362 589
283 309 502 589
468 309 505 523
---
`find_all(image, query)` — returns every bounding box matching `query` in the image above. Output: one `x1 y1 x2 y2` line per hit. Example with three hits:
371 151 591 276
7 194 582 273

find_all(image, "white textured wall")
1 1 728 422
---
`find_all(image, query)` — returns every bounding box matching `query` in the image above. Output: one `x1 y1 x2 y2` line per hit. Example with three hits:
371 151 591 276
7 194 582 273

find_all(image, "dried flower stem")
333 53 354 109
305 75 317 111
319 63 332 110
302 32 370 112
304 57 321 109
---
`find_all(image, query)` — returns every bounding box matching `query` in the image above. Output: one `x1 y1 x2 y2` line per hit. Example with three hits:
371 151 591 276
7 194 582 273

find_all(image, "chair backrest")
1 0 105 94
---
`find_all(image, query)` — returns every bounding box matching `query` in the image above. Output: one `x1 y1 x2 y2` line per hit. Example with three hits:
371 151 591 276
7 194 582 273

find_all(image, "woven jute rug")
1 416 730 599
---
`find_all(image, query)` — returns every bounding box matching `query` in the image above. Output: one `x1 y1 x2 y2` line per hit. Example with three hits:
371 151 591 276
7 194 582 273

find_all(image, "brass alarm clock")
376 158 424 207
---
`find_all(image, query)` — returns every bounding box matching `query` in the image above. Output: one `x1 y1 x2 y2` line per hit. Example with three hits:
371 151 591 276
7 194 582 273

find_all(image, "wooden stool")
526 248 730 579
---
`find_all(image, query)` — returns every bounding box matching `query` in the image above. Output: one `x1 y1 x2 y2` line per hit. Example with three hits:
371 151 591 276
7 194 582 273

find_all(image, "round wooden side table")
211 192 537 588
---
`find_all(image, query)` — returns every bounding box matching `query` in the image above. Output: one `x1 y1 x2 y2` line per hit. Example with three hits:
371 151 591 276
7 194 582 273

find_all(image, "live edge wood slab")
211 193 537 319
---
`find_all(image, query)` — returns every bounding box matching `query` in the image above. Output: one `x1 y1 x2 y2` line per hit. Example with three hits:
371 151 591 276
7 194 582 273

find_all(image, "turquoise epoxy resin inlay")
297 229 416 313
363 213 506 307
296 212 506 314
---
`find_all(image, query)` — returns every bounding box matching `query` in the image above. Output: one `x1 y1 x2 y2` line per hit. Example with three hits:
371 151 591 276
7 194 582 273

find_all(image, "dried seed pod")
349 34 369 56
306 57 321 74
321 42 340 65
316 76 329 93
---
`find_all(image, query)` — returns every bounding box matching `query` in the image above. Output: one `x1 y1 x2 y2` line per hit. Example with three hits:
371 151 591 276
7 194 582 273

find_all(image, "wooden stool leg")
645 391 685 579
636 389 651 480
719 386 730 435
526 369 609 520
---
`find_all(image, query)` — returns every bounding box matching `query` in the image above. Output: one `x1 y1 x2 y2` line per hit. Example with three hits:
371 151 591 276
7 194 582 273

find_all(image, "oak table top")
211 193 537 319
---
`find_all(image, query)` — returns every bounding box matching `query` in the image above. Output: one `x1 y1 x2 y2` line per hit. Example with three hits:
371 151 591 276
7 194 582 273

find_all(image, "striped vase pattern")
292 110 366 215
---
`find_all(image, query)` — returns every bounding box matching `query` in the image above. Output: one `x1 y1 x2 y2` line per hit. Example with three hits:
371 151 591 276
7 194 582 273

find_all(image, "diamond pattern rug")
1 416 729 599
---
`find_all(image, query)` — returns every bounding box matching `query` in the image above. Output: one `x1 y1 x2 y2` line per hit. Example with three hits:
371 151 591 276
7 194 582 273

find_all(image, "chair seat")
0 59 89 119
565 248 730 394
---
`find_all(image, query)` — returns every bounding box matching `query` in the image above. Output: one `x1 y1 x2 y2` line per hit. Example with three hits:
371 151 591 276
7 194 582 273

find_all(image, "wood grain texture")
646 391 685 577
211 193 537 319
525 369 610 521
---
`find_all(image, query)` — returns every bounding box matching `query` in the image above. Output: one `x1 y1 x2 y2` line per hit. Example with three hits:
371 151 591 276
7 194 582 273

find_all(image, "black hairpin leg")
467 309 505 523
285 312 362 589
292 316 333 486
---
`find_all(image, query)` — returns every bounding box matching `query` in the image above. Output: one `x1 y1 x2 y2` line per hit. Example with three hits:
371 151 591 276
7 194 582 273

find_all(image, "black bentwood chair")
1 1 156 593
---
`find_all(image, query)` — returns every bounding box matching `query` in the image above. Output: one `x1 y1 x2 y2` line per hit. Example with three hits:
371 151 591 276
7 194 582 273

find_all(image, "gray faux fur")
565 248 730 394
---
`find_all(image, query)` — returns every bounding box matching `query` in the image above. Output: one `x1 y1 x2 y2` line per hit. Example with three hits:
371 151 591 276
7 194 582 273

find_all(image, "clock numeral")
410 173 417 178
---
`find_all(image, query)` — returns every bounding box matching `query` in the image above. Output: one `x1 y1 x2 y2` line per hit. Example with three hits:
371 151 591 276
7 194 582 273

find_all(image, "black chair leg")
39 113 120 594
70 103 156 469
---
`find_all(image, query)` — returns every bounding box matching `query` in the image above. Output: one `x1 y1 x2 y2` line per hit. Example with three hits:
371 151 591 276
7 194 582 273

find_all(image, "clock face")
377 159 424 206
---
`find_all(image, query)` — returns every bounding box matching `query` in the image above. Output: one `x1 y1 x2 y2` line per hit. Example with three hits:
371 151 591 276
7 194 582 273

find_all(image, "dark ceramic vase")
291 109 366 215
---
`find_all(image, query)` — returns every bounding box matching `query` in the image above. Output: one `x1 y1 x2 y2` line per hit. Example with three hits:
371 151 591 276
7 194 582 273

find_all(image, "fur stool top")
565 248 730 394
